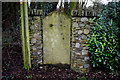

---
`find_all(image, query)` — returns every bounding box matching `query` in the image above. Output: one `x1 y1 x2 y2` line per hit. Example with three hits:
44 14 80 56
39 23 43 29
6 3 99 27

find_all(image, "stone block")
81 17 88 22
76 48 81 51
78 37 81 40
79 66 83 69
71 51 75 54
75 52 81 55
32 52 37 55
81 34 87 40
38 60 42 64
33 47 37 51
81 40 87 43
72 17 76 20
84 29 89 34
30 44 33 46
84 57 89 60
84 64 90 68
75 37 79 40
80 56 84 59
79 24 85 28
31 38 37 43
33 33 39 38
82 50 88 55
76 27 80 30
73 64 77 68
78 64 82 66
82 69 87 72
86 25 90 28
75 43 80 48
81 44 86 47
72 19 76 22
83 47 88 50
72 48 76 51
29 36 32 38
73 22 78 27
74 55 81 59
30 25 34 30
37 46 41 49
31 55 37 58
78 30 83 34
37 52 41 55
76 18 80 22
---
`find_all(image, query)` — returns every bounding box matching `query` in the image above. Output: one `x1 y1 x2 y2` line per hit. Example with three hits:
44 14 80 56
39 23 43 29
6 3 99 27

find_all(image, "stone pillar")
71 17 93 73
28 9 43 65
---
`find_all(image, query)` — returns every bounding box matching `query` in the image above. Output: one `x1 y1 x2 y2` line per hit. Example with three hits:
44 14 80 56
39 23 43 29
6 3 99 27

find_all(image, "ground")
2 44 120 80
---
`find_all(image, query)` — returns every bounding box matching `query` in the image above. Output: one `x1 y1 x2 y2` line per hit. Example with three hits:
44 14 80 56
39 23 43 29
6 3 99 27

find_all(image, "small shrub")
86 2 120 71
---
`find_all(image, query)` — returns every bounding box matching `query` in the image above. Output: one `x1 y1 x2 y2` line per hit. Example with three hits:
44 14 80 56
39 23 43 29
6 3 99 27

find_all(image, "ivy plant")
86 2 120 71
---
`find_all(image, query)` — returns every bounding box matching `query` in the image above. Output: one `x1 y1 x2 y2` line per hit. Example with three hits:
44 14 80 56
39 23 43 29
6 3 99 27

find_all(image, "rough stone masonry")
28 9 43 65
71 17 93 73
28 9 95 73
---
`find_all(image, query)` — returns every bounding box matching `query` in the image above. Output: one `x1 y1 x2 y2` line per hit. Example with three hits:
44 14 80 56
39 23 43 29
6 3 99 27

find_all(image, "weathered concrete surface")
43 12 71 64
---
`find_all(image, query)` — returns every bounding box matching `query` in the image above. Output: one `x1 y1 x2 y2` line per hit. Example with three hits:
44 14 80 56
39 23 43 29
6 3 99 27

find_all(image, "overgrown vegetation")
86 2 120 71
67 2 76 16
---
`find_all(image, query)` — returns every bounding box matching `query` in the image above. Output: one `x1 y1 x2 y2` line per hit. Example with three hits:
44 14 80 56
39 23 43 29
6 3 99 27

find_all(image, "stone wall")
71 17 93 73
27 9 95 73
28 9 43 65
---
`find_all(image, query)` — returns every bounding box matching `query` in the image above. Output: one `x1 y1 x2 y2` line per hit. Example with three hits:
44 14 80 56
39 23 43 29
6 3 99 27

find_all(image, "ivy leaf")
93 17 96 20
103 61 106 64
99 58 101 62
93 64 95 67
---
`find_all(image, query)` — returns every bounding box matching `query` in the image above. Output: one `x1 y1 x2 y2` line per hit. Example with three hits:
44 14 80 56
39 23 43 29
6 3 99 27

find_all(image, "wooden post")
20 0 31 70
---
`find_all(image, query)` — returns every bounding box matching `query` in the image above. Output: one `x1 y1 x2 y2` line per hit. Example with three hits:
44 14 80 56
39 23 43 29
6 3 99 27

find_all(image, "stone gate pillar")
28 9 43 65
71 8 96 73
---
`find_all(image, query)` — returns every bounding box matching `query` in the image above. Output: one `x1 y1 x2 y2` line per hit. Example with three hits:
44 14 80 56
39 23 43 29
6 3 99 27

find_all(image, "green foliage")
26 75 32 79
86 2 120 71
77 76 87 80
69 2 76 11
67 2 76 16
